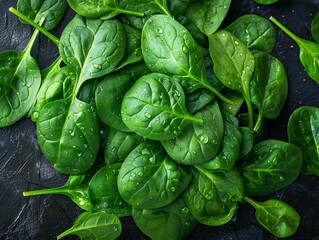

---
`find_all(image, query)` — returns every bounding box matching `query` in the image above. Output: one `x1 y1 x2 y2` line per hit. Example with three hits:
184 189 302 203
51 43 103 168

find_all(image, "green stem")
244 95 254 130
155 1 174 18
206 84 234 105
245 196 259 208
117 8 145 17
24 17 45 55
187 115 204 124
23 187 65 197
57 228 73 240
9 7 60 47
253 112 263 132
269 16 302 44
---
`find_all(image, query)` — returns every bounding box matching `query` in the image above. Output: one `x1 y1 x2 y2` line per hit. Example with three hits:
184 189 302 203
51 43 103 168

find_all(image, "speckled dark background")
1 0 319 239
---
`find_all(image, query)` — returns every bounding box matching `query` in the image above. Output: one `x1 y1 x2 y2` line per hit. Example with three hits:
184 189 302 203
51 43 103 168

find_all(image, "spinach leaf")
168 0 193 16
67 0 144 19
185 89 214 115
201 121 242 171
121 73 203 140
118 141 192 209
77 78 101 104
0 20 42 127
96 62 150 132
311 12 319 43
141 15 232 104
250 52 288 132
239 140 303 196
17 0 67 30
88 164 132 217
237 127 254 159
132 196 197 240
218 89 244 116
185 0 231 36
238 113 268 144
57 212 122 240
288 106 319 175
183 166 244 226
270 16 319 84
221 109 239 127
104 128 143 164
253 0 278 4
246 197 300 238
40 56 63 82
162 101 223 165
226 14 277 53
23 158 105 211
176 15 206 46
119 0 173 17
209 30 255 129
116 24 143 70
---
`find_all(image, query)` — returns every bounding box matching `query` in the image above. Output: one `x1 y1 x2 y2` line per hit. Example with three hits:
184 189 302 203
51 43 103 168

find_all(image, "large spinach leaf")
246 197 300 238
226 14 277 53
57 212 122 240
183 166 244 226
104 128 143 164
162 101 223 165
209 30 255 129
0 20 42 127
288 106 319 175
141 15 231 103
96 62 150 132
201 121 242 171
121 73 203 140
17 0 67 30
270 16 319 84
118 141 192 209
132 196 197 240
23 158 105 211
88 164 132 217
239 140 303 196
185 0 231 36
250 52 288 132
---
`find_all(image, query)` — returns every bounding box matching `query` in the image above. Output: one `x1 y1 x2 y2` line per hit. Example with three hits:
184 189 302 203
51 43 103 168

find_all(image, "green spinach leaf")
246 197 300 238
121 73 203 140
132 196 197 240
253 0 278 5
119 0 173 17
237 127 254 159
288 106 319 175
238 113 268 144
226 14 277 53
186 0 231 36
239 140 303 196
311 12 319 43
162 101 223 165
118 141 192 209
57 212 122 240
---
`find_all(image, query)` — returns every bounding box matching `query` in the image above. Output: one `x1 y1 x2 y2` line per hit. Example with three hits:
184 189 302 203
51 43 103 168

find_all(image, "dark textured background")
1 0 319 239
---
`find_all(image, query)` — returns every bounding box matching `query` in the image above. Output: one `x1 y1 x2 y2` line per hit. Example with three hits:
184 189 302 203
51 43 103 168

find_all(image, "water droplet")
197 134 209 144
182 45 189 54
32 111 39 119
130 172 136 177
279 176 285 181
144 112 152 118
181 207 189 214
170 186 176 192
185 221 191 227
149 156 156 164
158 29 163 34
234 41 239 45
93 63 102 69
138 171 143 176
78 153 82 157
113 226 118 232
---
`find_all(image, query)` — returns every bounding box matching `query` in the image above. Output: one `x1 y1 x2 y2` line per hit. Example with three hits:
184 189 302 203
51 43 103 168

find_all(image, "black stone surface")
1 0 319 239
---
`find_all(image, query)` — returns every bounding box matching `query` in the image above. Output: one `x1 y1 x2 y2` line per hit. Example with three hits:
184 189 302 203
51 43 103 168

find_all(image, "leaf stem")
117 8 145 17
245 196 258 208
24 17 45 55
205 84 234 105
155 1 174 18
9 7 60 47
187 115 203 124
269 16 301 44
253 112 263 132
23 187 64 196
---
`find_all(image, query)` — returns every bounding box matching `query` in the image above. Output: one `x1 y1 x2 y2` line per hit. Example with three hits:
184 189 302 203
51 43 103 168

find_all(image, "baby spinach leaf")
96 62 150 132
176 15 206 46
185 89 214 115
226 14 277 53
104 128 143 164
57 212 122 240
237 127 254 159
121 73 203 140
239 140 303 196
221 109 239 127
119 0 173 17
209 30 255 129
0 20 42 127
23 158 105 211
132 196 197 240
270 16 319 84
17 0 68 30
118 141 192 209
185 0 231 36
218 89 244 116
201 121 242 171
59 15 126 83
40 56 63 82
311 12 319 43
250 52 288 132
88 164 132 217
141 15 232 104
77 78 101 104
288 106 319 176
168 0 193 16
246 197 300 238
183 166 244 226
116 24 143 70
253 0 278 4
67 0 144 20
162 101 224 165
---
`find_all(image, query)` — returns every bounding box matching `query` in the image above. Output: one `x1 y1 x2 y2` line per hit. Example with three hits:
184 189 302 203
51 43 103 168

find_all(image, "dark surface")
0 0 319 239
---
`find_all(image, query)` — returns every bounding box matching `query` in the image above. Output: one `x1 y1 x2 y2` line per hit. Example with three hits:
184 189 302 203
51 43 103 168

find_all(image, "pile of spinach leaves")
1 0 318 239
